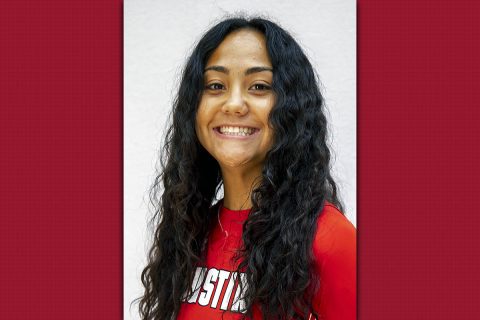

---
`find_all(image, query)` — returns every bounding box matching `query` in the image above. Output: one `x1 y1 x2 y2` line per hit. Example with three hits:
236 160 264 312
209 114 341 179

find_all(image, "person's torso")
176 201 356 320
177 204 251 320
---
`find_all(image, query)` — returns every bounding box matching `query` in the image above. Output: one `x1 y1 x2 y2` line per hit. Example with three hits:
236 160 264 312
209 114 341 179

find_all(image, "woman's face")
195 29 275 172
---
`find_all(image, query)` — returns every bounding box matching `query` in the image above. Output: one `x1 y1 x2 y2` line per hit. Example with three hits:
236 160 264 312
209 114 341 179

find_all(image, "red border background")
0 0 122 319
1 0 479 319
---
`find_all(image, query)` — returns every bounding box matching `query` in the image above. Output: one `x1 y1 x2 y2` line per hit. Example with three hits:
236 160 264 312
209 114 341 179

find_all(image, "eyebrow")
204 65 273 75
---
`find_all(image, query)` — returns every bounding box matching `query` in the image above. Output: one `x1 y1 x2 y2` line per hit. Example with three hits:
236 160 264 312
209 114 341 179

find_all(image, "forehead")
206 29 272 68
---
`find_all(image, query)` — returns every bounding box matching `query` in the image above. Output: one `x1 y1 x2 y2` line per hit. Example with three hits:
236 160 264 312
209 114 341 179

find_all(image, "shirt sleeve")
312 206 356 320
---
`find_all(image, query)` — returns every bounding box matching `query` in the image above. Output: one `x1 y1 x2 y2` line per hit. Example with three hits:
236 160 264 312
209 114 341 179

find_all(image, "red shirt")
177 202 356 319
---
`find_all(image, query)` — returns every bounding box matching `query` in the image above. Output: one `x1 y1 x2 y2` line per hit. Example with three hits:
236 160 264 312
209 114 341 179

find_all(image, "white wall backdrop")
124 1 355 318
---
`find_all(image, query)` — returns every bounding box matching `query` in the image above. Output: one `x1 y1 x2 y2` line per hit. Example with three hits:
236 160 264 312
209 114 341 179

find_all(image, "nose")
221 86 248 116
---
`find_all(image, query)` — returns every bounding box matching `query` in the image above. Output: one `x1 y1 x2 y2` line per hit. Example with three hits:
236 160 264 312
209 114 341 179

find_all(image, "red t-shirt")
177 201 356 320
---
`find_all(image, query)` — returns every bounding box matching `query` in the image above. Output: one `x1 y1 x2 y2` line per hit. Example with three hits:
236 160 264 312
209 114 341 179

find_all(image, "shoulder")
311 202 357 319
312 202 356 263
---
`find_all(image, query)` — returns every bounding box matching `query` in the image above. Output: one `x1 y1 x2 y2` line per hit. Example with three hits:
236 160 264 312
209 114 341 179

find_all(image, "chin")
220 158 250 168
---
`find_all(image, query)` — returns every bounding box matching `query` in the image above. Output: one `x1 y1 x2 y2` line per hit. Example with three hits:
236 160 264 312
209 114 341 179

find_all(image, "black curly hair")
137 16 344 320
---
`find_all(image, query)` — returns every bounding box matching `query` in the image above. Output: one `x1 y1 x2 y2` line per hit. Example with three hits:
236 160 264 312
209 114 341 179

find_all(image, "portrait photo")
124 1 356 319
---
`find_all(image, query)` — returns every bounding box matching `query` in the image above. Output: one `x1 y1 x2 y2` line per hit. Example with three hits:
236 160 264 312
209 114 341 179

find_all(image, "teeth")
219 126 255 136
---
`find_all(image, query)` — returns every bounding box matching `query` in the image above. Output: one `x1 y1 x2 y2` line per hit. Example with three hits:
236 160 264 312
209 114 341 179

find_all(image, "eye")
249 83 272 91
205 82 225 91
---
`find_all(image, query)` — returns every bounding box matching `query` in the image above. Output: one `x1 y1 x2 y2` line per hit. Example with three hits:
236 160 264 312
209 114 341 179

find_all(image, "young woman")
138 17 356 320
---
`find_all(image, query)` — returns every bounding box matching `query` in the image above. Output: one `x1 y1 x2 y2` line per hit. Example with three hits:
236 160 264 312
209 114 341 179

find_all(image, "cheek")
194 116 204 144
195 105 210 146
262 105 275 150
263 128 275 152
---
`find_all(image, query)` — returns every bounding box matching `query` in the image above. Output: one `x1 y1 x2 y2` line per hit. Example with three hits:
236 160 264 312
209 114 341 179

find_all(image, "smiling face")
195 29 275 172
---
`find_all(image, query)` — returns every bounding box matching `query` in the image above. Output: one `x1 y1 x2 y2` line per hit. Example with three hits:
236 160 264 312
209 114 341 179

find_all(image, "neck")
220 165 262 210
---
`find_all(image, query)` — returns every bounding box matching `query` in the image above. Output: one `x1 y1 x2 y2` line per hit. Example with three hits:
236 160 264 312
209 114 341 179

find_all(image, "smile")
214 126 259 137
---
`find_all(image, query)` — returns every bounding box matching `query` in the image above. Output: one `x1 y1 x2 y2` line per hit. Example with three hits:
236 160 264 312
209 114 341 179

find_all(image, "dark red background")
1 0 479 319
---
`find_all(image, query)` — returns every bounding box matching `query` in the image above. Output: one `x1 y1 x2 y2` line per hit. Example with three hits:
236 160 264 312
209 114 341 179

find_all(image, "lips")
214 125 259 136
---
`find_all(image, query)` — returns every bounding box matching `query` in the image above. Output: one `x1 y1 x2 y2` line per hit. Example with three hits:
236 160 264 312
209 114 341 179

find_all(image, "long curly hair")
138 16 344 320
